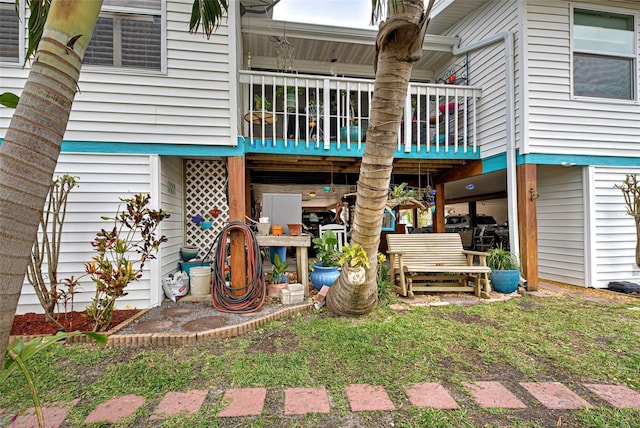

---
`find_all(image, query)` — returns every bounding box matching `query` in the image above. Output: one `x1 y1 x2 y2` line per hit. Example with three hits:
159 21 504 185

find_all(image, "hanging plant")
615 174 640 267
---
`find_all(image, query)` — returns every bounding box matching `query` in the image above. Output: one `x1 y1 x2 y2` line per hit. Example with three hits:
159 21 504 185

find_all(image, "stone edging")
105 303 314 348
8 303 313 347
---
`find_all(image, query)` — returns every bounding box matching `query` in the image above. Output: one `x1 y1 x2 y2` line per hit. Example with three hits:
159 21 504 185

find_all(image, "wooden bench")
386 233 492 299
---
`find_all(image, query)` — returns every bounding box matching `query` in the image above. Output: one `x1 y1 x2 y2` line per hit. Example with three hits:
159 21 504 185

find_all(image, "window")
84 0 163 71
572 7 637 101
0 0 20 63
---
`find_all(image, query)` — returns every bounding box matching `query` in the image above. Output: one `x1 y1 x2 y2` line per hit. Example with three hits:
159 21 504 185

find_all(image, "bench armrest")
462 250 490 256
462 249 489 266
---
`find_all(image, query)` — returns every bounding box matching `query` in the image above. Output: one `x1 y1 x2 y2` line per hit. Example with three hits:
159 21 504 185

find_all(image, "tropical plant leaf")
2 331 107 381
24 0 52 63
0 92 19 108
189 0 229 39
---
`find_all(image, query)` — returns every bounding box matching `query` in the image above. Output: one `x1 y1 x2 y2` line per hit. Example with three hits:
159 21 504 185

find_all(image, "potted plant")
339 243 369 286
266 253 289 297
339 93 365 142
276 86 304 112
310 230 342 290
254 94 271 111
487 245 520 294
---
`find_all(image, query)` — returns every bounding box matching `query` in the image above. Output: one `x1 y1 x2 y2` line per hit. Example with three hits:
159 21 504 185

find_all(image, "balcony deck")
238 70 483 160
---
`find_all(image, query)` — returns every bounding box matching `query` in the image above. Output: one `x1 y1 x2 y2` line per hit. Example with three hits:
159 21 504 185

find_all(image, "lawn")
2 293 640 427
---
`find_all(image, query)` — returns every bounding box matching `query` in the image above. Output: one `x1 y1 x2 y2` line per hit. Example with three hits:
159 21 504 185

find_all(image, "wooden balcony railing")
238 70 482 155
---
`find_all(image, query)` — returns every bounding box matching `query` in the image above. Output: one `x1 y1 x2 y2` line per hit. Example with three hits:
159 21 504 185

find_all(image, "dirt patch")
11 310 141 336
248 329 299 353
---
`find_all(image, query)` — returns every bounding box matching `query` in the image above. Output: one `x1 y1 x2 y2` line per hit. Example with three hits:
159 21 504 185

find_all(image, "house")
1 0 639 314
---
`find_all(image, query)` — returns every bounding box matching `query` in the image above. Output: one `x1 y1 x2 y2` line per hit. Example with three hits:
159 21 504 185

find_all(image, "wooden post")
517 163 539 290
227 156 247 295
434 182 445 233
468 202 477 227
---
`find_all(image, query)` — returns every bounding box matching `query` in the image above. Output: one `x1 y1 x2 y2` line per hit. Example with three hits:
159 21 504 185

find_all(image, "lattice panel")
185 159 229 257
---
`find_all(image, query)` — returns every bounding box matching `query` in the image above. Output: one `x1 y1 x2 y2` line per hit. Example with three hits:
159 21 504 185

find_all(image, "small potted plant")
266 253 289 297
339 243 369 286
254 94 271 111
339 93 365 142
310 230 342 290
487 245 520 294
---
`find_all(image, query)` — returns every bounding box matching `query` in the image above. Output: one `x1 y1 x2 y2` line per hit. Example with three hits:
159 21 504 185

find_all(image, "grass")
1 293 640 426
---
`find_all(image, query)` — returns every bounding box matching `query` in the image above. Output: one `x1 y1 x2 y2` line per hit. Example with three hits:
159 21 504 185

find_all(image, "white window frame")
0 0 25 65
570 3 638 103
84 1 166 74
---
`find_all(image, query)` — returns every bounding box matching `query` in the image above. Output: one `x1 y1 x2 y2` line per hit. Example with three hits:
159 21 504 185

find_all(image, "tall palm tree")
0 0 103 368
326 0 435 315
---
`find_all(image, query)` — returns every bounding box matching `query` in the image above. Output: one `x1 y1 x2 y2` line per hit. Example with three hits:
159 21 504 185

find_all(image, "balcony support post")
227 156 247 296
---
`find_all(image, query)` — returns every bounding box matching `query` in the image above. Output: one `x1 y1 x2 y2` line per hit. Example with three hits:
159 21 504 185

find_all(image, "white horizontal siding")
591 166 640 288
160 156 184 282
526 0 640 158
438 0 520 158
1 0 234 146
537 165 586 285
17 153 155 314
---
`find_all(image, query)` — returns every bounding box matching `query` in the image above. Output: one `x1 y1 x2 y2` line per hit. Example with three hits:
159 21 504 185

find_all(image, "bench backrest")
387 233 468 268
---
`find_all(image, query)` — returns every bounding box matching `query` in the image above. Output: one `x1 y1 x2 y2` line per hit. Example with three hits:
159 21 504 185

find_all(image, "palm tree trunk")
0 0 102 366
326 0 433 316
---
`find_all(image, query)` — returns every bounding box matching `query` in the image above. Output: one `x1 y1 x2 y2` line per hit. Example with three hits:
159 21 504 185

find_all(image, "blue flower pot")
269 246 287 264
489 269 520 294
310 264 340 290
339 125 364 142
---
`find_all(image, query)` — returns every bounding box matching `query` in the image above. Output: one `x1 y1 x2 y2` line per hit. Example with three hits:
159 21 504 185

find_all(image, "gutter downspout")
452 32 519 258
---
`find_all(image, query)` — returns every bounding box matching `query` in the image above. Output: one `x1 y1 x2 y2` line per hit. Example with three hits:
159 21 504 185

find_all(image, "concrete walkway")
5 381 640 426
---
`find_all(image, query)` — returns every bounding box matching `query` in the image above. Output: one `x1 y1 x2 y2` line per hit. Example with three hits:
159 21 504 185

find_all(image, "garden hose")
208 221 265 313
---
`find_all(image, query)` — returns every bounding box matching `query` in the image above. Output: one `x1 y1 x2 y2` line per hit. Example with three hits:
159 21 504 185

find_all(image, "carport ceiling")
444 170 507 202
247 153 469 196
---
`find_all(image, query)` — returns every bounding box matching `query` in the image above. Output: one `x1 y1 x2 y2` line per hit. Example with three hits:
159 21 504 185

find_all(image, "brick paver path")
2 381 638 425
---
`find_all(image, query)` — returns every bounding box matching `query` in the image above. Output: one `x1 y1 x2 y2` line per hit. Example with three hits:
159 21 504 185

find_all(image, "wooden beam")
227 156 248 296
434 182 445 233
517 164 539 291
434 160 483 184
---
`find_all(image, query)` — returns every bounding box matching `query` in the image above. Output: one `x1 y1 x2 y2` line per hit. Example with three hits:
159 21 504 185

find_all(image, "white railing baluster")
404 90 411 153
248 74 254 145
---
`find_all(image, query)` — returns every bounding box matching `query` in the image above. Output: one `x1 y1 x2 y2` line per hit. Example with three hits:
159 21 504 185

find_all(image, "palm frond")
190 0 229 39
19 0 52 64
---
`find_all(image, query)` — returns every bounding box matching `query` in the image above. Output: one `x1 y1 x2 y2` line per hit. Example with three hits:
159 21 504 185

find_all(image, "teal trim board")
521 153 640 168
61 141 245 156
0 139 245 156
240 137 481 160
482 152 640 174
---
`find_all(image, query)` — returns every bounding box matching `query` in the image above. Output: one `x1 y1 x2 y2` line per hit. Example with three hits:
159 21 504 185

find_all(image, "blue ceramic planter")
339 126 364 142
490 269 520 294
310 264 340 290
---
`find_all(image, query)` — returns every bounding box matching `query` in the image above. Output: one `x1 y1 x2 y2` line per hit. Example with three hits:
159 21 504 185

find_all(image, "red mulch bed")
11 310 141 336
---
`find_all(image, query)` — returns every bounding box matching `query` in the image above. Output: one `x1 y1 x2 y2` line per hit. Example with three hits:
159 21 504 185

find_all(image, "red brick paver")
84 394 146 424
11 404 75 428
217 387 267 417
520 382 591 409
284 387 331 415
405 382 460 409
584 384 640 409
463 381 527 408
150 389 208 420
346 384 396 412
